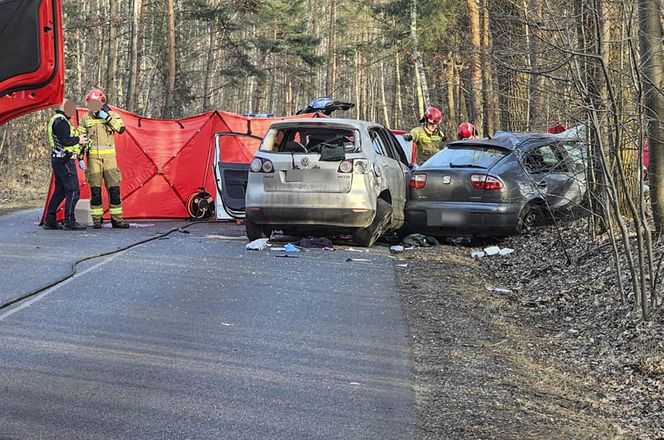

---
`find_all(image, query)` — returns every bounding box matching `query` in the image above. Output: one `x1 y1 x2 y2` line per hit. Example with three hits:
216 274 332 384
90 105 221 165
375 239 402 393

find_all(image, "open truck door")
0 0 64 125
214 132 263 220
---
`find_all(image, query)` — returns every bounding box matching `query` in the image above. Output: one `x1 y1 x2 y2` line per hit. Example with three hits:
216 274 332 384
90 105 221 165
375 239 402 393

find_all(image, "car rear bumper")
247 207 375 228
404 201 522 236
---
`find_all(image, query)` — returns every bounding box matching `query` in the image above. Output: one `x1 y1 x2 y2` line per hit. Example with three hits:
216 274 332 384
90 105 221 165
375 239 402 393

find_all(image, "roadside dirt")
394 240 661 440
0 164 48 216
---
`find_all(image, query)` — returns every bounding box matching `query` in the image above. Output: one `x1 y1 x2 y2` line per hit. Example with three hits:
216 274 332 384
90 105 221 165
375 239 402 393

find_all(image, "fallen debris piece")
246 238 270 250
130 223 154 228
390 245 405 254
486 286 513 294
275 254 299 258
283 243 301 253
484 246 501 256
206 234 245 240
346 258 370 262
401 233 439 248
396 263 408 268
472 246 515 258
299 236 334 248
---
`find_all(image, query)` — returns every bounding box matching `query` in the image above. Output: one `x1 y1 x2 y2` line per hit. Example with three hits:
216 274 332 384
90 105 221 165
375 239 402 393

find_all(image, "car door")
213 132 263 219
522 143 574 209
369 126 408 221
0 0 64 125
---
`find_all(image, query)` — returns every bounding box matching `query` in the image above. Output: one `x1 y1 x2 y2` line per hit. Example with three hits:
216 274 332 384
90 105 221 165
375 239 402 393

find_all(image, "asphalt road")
0 209 415 439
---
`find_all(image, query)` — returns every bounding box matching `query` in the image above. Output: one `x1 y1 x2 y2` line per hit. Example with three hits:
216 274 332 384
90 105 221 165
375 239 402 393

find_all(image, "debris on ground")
395 220 663 438
246 238 270 250
471 246 515 258
401 233 439 248
298 237 334 248
283 243 301 253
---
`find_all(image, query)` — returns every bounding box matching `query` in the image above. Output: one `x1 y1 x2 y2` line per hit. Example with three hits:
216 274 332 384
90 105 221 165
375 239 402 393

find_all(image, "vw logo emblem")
301 157 310 167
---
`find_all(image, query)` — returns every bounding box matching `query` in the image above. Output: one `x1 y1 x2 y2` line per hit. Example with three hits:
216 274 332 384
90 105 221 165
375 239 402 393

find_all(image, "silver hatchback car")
245 118 411 246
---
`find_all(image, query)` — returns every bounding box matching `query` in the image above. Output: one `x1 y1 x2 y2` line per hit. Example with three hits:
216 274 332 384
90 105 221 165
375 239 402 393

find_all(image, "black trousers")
45 157 80 225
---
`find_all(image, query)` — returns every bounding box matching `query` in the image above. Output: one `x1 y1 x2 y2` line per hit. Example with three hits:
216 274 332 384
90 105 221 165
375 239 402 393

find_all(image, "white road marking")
0 251 126 321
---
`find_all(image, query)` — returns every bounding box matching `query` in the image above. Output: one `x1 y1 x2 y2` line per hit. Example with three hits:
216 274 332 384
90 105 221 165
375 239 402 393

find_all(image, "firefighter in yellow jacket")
78 88 129 229
404 107 446 164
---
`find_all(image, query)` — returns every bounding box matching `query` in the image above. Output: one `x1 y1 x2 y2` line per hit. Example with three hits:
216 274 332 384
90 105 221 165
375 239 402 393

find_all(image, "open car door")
0 0 64 125
214 132 263 220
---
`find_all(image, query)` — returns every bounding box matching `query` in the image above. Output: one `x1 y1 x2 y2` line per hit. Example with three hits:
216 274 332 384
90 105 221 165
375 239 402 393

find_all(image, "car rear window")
262 127 359 153
423 145 509 169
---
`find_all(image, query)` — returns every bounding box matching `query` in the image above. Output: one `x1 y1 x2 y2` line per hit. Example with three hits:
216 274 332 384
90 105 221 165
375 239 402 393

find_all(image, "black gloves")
63 150 73 161
404 133 413 141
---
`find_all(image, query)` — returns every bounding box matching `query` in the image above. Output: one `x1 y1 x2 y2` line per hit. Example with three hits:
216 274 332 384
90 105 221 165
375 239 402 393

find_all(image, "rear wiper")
449 163 487 169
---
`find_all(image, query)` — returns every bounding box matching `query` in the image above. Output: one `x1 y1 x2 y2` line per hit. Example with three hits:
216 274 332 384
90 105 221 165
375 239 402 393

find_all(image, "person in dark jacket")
43 99 88 230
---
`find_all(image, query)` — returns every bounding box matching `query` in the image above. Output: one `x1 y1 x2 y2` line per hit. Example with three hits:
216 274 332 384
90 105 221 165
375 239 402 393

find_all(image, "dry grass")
0 162 50 215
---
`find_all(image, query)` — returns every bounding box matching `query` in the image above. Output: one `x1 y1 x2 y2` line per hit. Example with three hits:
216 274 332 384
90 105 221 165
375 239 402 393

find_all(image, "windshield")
423 145 509 169
261 126 359 154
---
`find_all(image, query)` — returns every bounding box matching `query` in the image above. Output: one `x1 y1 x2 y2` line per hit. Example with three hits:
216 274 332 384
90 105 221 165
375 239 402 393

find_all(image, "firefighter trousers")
85 154 124 223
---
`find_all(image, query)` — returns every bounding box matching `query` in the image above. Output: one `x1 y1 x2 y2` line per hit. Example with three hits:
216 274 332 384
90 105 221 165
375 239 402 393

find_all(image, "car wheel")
353 199 393 247
246 216 267 241
516 204 542 233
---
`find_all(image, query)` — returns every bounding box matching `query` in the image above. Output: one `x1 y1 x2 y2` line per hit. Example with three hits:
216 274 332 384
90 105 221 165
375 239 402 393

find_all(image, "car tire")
246 216 267 241
353 199 392 247
516 203 542 234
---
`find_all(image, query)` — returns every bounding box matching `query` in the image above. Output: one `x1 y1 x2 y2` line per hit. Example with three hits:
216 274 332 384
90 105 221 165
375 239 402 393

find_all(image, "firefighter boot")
111 220 130 229
63 222 87 230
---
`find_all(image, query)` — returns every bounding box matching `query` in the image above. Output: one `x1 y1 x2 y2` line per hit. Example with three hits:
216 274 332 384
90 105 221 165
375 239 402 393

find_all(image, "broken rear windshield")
424 145 509 169
262 127 359 154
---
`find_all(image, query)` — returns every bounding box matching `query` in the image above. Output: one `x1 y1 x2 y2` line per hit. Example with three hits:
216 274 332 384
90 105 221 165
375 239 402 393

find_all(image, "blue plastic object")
284 243 301 253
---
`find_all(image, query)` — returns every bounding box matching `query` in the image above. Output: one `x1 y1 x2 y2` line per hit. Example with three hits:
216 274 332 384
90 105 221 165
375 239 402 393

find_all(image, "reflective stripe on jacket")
47 113 80 156
78 111 125 156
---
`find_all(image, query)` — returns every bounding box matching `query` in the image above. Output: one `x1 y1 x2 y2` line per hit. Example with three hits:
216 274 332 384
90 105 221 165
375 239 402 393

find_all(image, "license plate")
285 169 304 182
427 209 464 226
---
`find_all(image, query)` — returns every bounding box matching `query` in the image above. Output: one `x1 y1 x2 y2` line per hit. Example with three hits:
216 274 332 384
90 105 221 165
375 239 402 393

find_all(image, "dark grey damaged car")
404 131 587 237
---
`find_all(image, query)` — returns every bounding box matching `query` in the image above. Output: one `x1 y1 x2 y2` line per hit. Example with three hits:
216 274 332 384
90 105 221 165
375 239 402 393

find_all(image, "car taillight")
250 157 274 173
354 160 369 174
409 174 427 189
471 174 503 190
338 160 353 173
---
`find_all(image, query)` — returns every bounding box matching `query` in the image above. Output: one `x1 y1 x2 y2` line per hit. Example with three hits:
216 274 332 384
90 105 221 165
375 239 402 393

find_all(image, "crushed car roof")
447 131 566 151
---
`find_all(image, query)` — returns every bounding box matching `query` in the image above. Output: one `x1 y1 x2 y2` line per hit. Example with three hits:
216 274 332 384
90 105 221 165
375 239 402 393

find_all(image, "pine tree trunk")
163 0 177 118
446 54 456 126
480 0 496 135
127 0 146 112
202 25 215 112
466 0 483 135
394 52 403 128
640 0 664 230
410 0 429 112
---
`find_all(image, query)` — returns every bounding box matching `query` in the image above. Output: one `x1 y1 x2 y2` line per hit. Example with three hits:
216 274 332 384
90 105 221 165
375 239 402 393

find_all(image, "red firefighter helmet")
457 122 477 139
424 107 443 125
85 88 107 103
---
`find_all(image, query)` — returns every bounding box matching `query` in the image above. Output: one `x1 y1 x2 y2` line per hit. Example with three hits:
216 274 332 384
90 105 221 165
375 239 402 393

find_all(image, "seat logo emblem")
301 157 310 167
443 176 451 184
